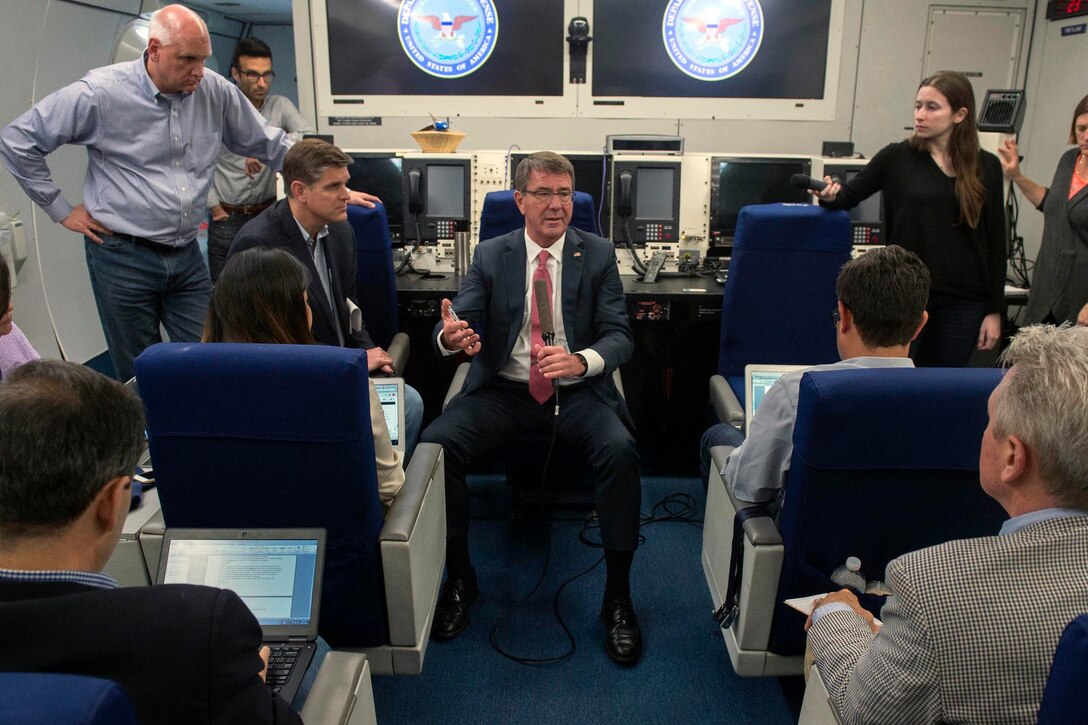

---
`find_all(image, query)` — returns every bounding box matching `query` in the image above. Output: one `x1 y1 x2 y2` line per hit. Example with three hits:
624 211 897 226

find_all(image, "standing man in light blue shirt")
805 324 1088 724
0 5 375 382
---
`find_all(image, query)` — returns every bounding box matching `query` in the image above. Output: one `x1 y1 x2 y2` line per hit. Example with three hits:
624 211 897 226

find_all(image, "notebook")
373 377 407 452
743 364 809 431
155 528 326 703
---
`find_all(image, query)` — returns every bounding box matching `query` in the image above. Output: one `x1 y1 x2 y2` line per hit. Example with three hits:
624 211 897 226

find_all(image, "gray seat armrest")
300 651 377 725
709 445 781 547
710 374 745 428
137 511 166 582
386 332 410 376
382 443 441 543
443 362 470 412
379 443 446 648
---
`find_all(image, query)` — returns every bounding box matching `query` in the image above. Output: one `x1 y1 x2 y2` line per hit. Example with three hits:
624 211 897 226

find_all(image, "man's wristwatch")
573 352 588 377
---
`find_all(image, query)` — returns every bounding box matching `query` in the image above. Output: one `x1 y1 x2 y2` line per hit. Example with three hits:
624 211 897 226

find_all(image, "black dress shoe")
601 595 642 665
431 569 479 640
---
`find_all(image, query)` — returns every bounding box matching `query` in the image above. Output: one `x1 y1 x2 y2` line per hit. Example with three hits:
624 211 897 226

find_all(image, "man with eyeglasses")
421 152 644 665
206 37 315 282
707 245 930 508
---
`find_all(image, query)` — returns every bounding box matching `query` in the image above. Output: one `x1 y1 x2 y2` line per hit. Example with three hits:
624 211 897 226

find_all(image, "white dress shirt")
439 230 605 382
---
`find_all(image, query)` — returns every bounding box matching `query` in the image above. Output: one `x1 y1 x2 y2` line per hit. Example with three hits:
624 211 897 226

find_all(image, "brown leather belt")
220 198 275 216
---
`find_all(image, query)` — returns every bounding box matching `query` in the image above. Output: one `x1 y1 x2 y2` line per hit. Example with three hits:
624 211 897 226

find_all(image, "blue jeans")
910 292 986 368
207 212 259 282
292 636 331 710
699 423 746 483
85 235 212 381
404 383 424 462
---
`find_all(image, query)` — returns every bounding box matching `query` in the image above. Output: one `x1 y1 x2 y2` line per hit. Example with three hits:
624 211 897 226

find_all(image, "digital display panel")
325 0 565 97
426 165 466 218
593 0 832 99
844 169 882 225
635 168 675 220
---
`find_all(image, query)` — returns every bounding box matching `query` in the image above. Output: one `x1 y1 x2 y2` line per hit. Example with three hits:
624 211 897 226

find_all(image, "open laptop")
373 377 407 452
743 364 809 431
155 528 326 703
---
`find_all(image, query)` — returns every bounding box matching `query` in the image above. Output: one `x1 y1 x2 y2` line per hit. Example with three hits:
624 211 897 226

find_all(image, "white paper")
786 593 883 627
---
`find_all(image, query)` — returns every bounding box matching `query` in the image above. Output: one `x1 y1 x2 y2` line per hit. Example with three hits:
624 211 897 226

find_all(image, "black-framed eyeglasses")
240 70 275 82
524 188 574 203
831 309 841 327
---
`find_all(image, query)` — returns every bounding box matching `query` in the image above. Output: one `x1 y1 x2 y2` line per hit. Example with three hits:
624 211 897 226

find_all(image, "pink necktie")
529 250 554 404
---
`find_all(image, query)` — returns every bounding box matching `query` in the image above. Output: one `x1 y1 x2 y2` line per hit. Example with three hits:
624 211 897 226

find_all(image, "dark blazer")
0 580 300 725
229 199 374 349
1025 147 1088 324
435 226 634 426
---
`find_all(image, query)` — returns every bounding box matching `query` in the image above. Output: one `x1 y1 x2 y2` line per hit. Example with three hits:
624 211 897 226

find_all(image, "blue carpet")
371 474 800 724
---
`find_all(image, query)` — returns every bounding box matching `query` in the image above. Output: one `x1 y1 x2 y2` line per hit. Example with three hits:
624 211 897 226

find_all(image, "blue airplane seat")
714 203 852 418
0 673 137 725
347 203 399 350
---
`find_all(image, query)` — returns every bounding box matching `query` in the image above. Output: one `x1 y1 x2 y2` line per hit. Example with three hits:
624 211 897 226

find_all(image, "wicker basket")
410 130 466 153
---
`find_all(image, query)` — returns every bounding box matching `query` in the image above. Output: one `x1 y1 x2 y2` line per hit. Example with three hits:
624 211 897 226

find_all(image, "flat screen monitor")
610 160 681 246
592 0 832 100
509 153 608 233
324 0 564 98
346 153 404 244
709 157 811 249
402 158 471 243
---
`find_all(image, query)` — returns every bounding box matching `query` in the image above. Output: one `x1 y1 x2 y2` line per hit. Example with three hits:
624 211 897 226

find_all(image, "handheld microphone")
533 279 560 400
789 173 828 192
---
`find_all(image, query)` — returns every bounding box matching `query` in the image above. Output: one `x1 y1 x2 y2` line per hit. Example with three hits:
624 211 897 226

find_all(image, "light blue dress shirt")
0 55 291 246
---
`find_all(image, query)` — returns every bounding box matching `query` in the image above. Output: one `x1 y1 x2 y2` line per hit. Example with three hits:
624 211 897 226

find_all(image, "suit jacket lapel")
562 229 584 344
502 232 527 357
279 204 338 335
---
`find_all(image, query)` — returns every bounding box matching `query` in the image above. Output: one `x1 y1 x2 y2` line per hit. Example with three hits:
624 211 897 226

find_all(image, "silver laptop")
156 528 326 703
743 364 809 431
373 377 407 452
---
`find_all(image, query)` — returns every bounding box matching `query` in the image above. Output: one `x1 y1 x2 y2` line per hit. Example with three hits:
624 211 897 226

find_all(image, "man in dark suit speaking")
0 361 301 724
421 152 643 664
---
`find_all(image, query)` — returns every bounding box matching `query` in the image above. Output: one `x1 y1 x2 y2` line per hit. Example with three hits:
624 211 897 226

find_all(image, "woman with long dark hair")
818 71 1006 366
204 247 403 507
998 95 1088 326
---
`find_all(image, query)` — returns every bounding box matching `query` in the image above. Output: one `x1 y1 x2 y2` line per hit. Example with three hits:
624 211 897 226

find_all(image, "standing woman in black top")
817 71 1006 367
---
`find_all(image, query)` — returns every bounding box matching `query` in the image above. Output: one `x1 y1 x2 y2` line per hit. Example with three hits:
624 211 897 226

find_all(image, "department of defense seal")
399 0 499 79
662 0 764 81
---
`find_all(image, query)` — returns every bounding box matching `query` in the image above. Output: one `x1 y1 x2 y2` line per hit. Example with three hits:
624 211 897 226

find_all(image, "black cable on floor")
489 488 702 666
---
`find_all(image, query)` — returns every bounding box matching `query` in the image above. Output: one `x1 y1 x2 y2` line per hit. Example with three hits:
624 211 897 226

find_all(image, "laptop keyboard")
266 644 303 693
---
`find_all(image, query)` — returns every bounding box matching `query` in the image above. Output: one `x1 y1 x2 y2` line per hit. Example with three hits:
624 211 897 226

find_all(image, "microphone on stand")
534 279 560 410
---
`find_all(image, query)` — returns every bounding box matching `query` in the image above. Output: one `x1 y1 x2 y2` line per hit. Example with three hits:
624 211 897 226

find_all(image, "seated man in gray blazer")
806 324 1088 724
230 139 423 456
421 152 643 664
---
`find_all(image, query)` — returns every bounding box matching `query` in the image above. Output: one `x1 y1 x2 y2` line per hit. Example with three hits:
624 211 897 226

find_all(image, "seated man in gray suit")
229 139 423 456
421 152 643 664
806 324 1088 724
